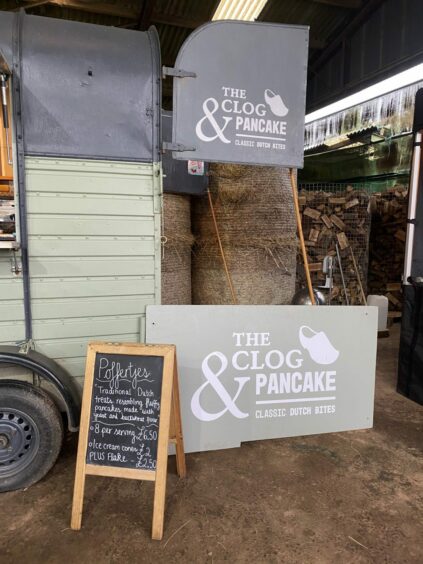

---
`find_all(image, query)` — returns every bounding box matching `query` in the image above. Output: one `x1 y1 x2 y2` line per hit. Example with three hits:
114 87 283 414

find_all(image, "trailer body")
0 11 162 491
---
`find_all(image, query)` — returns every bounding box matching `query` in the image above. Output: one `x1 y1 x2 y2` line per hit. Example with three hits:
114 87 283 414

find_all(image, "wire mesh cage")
297 182 372 305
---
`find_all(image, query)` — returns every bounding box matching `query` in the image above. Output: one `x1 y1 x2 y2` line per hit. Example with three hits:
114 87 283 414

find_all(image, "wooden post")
152 347 174 540
289 168 316 305
71 348 96 531
171 356 186 478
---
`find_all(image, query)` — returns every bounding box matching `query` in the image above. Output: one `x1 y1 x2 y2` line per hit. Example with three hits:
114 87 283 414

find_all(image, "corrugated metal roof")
13 0 362 67
4 0 365 106
259 0 356 56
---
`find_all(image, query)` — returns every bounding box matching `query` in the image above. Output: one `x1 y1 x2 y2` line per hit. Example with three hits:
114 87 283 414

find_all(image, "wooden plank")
321 214 333 228
345 198 359 209
85 465 156 481
328 197 347 205
386 292 401 306
303 207 321 220
28 237 155 258
336 232 349 250
330 215 347 231
30 277 154 300
394 229 406 242
27 216 154 237
309 228 320 243
388 311 402 318
27 193 154 217
152 348 175 540
71 346 96 531
29 256 155 278
172 357 186 479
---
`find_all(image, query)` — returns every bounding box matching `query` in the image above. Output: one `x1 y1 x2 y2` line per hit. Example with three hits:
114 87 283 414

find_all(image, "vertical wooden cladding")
14 157 162 381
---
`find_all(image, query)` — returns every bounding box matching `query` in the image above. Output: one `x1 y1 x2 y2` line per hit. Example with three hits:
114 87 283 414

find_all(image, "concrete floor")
1 324 422 564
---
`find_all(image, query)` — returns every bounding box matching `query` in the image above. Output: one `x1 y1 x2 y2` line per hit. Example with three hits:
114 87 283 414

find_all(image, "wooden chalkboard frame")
70 342 186 540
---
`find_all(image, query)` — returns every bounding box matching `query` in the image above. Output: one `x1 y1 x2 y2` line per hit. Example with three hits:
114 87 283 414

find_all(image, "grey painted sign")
146 306 377 453
172 21 309 168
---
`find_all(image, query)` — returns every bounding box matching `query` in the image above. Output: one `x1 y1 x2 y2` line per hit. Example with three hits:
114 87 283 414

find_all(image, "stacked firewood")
297 187 371 305
367 185 408 316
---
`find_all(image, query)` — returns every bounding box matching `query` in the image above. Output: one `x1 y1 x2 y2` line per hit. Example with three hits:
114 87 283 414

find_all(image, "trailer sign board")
172 21 309 168
146 306 377 454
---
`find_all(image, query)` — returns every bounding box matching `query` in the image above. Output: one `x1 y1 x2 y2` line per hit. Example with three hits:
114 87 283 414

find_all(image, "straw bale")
192 164 297 305
161 194 193 305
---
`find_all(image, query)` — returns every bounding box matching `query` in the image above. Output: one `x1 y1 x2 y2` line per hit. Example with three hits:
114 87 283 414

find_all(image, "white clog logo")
298 326 339 365
264 89 289 117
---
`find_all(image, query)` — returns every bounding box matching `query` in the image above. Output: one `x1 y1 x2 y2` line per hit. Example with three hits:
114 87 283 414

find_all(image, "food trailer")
0 11 162 491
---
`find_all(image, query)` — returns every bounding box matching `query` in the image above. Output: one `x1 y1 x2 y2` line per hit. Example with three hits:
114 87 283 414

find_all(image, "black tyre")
0 381 63 492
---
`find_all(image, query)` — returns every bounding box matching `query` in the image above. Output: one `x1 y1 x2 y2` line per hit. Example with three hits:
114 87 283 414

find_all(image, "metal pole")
403 130 422 284
13 11 33 344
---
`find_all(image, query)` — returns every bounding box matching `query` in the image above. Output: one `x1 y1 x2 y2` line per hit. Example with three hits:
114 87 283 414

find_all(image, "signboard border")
70 342 186 540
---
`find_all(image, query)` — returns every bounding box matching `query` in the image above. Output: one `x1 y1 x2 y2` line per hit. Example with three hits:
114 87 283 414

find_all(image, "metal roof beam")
151 12 207 30
31 1 142 20
311 0 386 71
312 0 362 9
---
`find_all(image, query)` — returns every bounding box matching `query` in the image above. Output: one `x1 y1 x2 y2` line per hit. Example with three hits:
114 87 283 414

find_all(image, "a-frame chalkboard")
71 342 185 540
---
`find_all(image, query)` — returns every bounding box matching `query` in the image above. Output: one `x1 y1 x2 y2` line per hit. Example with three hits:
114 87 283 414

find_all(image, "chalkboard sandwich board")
71 342 186 540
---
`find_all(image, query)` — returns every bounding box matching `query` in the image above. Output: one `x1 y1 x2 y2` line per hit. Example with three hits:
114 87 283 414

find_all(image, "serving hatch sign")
172 21 309 168
146 306 378 453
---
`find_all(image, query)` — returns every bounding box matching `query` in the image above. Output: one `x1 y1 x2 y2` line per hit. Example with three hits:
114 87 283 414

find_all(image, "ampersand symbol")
195 98 232 144
191 351 250 421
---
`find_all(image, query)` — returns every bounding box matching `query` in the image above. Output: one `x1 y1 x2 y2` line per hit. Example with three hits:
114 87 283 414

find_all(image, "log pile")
367 185 408 315
297 186 371 305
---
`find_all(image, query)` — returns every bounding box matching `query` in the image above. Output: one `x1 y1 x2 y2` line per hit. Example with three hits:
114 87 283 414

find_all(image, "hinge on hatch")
162 66 196 79
162 142 196 152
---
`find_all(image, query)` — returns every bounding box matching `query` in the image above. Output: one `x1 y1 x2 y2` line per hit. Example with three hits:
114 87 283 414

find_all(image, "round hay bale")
161 194 194 304
192 164 297 305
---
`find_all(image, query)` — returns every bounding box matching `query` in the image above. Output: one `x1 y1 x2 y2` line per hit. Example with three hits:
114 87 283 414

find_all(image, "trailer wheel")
0 382 63 492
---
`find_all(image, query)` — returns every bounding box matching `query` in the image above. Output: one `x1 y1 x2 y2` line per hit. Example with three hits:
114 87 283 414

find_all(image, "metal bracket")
18 339 35 355
162 142 196 152
162 66 196 79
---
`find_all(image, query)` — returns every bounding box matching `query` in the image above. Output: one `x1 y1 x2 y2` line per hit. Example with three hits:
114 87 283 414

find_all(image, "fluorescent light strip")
213 0 268 21
305 63 423 124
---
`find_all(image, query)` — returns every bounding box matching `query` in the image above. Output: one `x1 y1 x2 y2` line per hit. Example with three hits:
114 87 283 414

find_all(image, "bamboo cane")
207 189 238 304
289 168 315 305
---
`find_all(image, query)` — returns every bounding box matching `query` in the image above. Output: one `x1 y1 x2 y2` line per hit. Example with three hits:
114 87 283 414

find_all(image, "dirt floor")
1 323 422 564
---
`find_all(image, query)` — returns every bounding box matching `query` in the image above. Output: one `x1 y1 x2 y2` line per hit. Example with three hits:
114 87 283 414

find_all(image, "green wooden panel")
37 333 140 359
30 296 154 320
0 300 25 321
27 216 154 236
27 193 154 216
24 157 160 369
29 257 155 278
55 356 95 378
26 174 153 196
0 320 25 344
0 278 24 299
33 315 144 340
30 277 155 299
28 237 155 257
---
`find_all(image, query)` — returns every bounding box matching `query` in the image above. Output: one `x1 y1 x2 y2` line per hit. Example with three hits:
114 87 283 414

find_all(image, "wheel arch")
0 346 80 431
